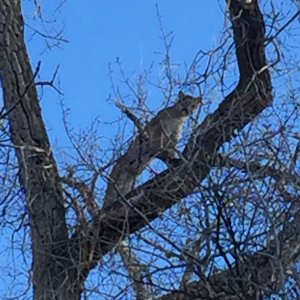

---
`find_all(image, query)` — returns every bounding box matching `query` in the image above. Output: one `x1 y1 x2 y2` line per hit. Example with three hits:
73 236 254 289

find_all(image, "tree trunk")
0 1 81 298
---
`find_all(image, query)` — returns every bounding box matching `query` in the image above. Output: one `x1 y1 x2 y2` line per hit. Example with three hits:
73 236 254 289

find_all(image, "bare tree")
1 0 300 299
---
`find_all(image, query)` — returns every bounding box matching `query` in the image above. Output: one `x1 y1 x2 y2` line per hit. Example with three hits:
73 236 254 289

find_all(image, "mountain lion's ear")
178 91 185 100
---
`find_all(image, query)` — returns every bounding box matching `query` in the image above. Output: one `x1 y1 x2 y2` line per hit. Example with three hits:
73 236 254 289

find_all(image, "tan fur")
128 91 201 162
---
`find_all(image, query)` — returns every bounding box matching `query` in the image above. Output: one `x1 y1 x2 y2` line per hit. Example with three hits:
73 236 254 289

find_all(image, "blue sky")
24 1 224 150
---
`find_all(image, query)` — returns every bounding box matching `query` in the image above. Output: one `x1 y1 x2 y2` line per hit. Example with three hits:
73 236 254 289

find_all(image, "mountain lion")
104 91 201 208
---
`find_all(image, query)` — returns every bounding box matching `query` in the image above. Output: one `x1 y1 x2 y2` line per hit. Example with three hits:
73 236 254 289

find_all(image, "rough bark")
0 1 79 299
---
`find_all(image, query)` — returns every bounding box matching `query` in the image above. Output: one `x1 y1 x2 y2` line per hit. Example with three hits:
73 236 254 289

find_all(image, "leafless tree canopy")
1 0 300 299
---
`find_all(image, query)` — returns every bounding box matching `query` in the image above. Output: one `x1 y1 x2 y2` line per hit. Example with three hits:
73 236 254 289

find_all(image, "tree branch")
72 0 273 291
156 205 300 300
